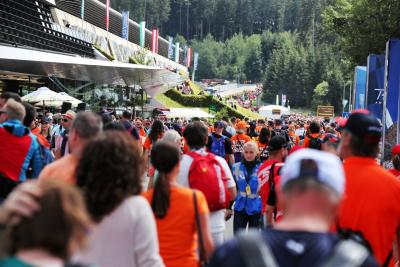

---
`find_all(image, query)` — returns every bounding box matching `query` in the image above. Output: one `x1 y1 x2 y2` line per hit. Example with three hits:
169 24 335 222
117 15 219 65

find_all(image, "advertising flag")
186 47 192 67
80 0 85 20
151 29 159 53
193 52 199 71
353 66 367 110
139 21 146 47
282 94 287 107
365 54 385 120
167 36 174 59
174 42 180 63
121 11 129 40
382 39 400 161
105 0 110 32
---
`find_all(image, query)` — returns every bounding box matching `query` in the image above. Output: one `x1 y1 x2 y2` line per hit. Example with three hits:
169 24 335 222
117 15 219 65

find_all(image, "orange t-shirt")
231 134 252 153
143 187 209 267
302 133 320 148
339 157 400 266
138 128 147 137
38 154 78 184
143 135 163 151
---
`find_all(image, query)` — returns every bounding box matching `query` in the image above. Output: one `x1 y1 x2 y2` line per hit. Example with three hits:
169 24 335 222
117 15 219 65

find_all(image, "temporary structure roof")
0 45 183 96
164 108 215 119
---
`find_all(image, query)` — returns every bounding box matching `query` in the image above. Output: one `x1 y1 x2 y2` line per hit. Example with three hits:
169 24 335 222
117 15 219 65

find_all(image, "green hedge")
164 89 244 119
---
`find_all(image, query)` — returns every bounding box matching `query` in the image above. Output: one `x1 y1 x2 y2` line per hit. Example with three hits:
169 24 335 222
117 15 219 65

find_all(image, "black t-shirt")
206 133 233 155
209 229 379 267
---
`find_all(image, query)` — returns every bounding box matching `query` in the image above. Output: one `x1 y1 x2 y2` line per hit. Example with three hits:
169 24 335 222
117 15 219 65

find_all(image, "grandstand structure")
0 0 186 95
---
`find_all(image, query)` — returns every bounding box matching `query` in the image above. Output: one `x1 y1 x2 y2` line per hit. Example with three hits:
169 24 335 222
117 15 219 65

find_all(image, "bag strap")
321 239 369 267
237 230 279 267
193 190 207 264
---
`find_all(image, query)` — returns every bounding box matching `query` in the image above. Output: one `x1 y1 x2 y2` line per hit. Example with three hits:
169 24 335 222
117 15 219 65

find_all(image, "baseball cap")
280 149 345 196
322 133 340 144
268 136 287 151
214 121 224 129
344 110 381 144
392 144 400 156
62 110 76 120
41 116 51 124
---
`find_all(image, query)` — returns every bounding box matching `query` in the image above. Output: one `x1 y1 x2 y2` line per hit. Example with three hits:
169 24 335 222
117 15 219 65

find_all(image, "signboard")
353 66 367 110
272 109 281 115
366 54 385 120
317 106 334 117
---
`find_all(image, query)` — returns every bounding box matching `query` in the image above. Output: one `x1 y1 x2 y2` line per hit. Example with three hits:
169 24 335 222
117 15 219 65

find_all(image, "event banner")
382 39 400 161
366 54 385 121
352 66 367 110
121 11 129 40
168 36 174 59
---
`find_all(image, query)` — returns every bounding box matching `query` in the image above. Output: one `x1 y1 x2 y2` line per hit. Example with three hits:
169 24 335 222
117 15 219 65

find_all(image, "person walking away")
257 136 287 226
257 127 271 162
209 149 379 267
321 133 340 156
207 121 234 167
0 99 42 200
231 121 251 163
232 142 262 234
73 131 164 267
178 121 237 246
54 110 76 159
302 121 322 150
38 112 102 184
144 142 214 267
337 111 400 267
0 179 91 267
271 119 290 146
247 121 259 141
388 144 400 177
143 120 166 179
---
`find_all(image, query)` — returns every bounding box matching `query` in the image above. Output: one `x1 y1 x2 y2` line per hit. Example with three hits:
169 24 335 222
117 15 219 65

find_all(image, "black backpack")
308 135 322 150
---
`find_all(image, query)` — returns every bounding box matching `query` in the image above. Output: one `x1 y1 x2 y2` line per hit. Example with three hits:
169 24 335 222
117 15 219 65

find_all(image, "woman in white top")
74 131 164 267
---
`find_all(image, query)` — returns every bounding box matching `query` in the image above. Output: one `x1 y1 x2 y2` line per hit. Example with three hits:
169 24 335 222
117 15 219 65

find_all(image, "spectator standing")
207 121 234 167
54 110 76 159
321 133 340 156
209 149 379 267
389 144 400 177
231 141 262 234
178 122 237 246
0 99 42 199
303 121 322 150
257 127 271 162
231 121 252 163
74 131 163 267
38 112 102 184
144 142 214 267
338 111 400 266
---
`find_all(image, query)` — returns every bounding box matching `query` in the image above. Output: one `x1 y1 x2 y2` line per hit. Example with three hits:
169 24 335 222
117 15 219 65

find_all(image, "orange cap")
236 121 247 130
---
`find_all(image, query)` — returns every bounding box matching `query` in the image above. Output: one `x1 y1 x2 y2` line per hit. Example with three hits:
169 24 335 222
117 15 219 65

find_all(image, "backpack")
188 152 230 212
308 135 322 150
237 230 370 267
209 135 226 158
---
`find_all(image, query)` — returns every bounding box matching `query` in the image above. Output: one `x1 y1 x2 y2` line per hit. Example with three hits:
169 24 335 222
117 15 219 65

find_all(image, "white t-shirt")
73 196 164 267
177 149 235 234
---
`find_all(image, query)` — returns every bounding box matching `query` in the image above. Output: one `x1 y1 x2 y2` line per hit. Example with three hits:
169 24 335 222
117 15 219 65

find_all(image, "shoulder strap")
321 240 369 267
193 190 207 264
234 164 240 180
237 230 279 267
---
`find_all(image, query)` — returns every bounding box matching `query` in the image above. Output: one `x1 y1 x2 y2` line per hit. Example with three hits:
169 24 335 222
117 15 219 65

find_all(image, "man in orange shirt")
39 112 102 184
231 121 251 163
338 111 400 266
303 121 322 149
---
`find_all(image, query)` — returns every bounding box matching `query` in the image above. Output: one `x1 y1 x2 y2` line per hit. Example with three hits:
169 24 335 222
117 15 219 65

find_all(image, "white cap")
280 149 345 196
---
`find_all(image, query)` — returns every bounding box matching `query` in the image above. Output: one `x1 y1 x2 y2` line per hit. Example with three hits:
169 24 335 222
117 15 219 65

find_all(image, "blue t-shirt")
209 229 379 267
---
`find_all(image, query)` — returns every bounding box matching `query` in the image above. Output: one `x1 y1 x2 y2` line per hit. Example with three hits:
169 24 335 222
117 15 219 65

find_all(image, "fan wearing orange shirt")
338 111 400 267
231 121 251 163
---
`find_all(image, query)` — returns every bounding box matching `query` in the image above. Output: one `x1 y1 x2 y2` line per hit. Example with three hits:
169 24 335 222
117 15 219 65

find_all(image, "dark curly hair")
149 120 164 143
76 131 144 222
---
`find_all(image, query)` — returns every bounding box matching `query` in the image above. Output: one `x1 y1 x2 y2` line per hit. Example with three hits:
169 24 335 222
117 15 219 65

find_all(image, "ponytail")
151 172 171 218
393 154 400 171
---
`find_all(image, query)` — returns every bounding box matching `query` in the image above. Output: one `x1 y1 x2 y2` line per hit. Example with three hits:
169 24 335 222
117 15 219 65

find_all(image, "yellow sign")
317 106 334 118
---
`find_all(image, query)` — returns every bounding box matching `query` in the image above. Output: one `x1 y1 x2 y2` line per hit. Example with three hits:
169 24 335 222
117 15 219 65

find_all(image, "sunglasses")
63 118 69 122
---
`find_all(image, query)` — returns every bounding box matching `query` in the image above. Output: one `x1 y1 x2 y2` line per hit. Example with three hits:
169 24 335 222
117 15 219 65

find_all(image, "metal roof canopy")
0 45 183 95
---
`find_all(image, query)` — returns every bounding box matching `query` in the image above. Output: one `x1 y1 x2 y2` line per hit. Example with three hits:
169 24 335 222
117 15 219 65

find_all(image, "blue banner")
121 11 129 40
366 54 385 121
353 66 367 110
384 39 400 130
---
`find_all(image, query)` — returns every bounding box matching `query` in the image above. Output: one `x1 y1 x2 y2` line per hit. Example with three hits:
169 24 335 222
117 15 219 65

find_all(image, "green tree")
311 81 329 109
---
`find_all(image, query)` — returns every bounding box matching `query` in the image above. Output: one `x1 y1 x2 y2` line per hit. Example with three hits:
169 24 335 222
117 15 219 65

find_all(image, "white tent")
259 105 290 119
22 87 66 105
58 92 82 107
164 108 215 119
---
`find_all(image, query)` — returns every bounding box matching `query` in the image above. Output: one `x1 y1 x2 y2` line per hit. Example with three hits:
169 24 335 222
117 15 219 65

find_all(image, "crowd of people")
0 90 399 267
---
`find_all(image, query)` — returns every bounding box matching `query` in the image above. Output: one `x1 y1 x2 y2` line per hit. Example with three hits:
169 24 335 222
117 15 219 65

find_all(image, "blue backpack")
209 135 226 158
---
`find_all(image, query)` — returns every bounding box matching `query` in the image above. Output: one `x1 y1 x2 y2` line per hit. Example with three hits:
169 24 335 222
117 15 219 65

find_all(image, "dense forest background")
111 0 400 109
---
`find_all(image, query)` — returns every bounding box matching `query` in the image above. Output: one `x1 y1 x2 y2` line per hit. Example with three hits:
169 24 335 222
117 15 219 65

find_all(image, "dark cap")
275 119 282 125
344 110 381 143
41 116 51 124
268 136 287 151
214 121 224 129
322 133 340 144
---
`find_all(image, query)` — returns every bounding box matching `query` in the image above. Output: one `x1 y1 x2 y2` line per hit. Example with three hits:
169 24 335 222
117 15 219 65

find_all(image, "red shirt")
339 157 400 266
257 160 284 215
388 168 400 177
